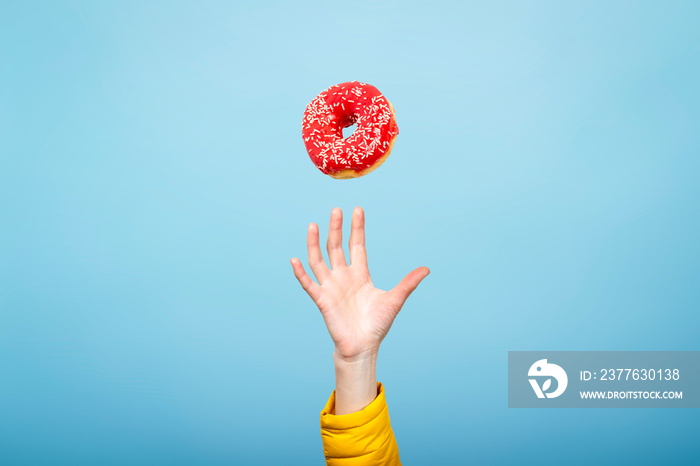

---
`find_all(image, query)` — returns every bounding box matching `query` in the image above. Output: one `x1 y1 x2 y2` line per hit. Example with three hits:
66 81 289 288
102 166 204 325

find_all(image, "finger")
390 266 430 307
307 223 330 283
349 206 367 268
326 207 347 269
290 258 321 302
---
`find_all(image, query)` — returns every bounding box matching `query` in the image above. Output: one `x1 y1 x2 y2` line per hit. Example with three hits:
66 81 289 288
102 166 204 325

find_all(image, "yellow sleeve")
319 382 401 466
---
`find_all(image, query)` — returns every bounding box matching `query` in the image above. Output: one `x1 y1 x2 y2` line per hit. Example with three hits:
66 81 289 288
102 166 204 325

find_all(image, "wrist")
333 346 379 366
332 347 378 415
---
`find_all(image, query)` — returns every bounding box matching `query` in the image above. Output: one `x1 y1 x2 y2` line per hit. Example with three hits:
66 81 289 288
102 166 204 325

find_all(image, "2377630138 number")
599 369 680 381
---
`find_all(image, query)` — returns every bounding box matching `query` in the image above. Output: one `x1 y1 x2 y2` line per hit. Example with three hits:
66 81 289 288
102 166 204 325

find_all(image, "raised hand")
290 207 430 361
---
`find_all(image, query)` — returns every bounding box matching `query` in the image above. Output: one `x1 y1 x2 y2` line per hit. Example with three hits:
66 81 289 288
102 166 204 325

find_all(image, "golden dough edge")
329 100 398 180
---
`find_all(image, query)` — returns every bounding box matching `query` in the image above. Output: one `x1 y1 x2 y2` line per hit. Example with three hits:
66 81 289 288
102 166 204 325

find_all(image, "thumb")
390 266 430 306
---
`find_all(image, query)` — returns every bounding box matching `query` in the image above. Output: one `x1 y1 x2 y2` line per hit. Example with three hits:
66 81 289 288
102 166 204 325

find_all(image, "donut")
302 81 399 179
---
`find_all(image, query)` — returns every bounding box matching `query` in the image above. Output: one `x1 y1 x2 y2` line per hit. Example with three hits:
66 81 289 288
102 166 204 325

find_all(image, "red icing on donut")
302 81 398 176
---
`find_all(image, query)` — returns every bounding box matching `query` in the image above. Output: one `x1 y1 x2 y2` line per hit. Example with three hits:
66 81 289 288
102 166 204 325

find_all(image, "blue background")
1 1 699 464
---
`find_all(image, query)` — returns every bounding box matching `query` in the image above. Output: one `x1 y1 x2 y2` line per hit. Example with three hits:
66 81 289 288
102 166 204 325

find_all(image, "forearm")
333 349 378 415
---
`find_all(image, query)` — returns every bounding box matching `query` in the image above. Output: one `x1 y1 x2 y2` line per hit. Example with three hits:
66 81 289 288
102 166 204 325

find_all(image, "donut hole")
342 122 358 139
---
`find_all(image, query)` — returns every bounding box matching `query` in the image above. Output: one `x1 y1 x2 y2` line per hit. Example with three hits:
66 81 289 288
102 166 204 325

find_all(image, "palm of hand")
291 207 429 360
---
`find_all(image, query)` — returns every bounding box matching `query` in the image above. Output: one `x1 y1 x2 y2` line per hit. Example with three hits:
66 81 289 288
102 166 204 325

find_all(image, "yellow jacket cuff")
320 382 401 465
